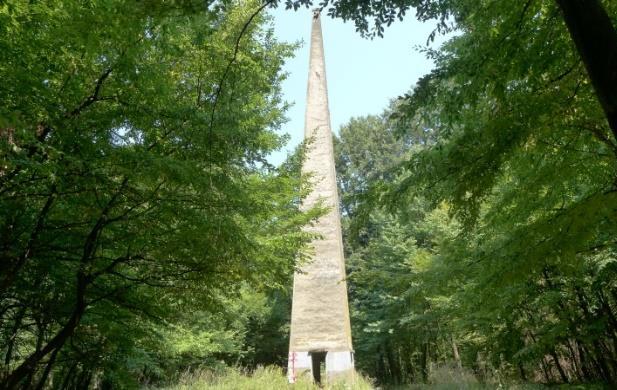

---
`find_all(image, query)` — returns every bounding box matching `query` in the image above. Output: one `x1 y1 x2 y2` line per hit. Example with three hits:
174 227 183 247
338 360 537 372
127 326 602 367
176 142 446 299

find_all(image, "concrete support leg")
326 351 354 381
288 350 354 384
288 351 311 383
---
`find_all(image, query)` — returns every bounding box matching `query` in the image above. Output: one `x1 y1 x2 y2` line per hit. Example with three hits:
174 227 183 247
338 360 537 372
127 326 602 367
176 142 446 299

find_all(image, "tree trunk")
34 347 59 390
518 362 527 382
550 349 569 383
0 189 55 294
566 339 584 382
385 342 400 384
597 290 617 362
555 0 617 139
575 287 614 382
58 363 77 390
3 184 123 389
2 276 87 389
451 336 463 371
541 356 554 383
576 341 595 381
421 342 429 383
4 307 26 367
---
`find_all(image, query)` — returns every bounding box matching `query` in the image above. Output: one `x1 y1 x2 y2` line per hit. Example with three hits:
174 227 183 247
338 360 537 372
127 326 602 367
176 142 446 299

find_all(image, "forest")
1 0 617 388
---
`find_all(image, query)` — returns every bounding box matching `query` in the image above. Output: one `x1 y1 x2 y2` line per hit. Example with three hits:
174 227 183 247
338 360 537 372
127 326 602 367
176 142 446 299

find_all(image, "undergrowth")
154 365 373 389
152 365 606 390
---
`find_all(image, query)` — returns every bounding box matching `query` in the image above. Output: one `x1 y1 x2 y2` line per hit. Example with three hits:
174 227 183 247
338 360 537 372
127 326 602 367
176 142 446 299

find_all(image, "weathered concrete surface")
287 351 312 383
288 10 354 384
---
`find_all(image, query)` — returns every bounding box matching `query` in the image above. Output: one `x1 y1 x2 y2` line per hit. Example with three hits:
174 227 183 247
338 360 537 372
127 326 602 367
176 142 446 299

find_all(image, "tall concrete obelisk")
287 10 354 384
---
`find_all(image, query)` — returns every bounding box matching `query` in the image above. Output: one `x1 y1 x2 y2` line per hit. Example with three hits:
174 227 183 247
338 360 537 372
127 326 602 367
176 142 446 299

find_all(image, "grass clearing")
154 365 374 389
152 365 606 390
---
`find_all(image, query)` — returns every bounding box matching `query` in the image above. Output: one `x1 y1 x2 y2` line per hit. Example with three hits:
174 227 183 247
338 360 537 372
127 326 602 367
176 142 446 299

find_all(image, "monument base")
287 350 354 384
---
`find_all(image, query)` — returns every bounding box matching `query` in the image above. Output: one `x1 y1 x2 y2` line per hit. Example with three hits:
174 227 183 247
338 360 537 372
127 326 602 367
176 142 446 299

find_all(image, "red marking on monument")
289 351 297 382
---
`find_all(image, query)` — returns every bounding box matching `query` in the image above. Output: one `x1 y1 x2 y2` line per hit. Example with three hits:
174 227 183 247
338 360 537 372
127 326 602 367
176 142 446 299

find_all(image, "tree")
279 0 617 137
554 0 617 137
337 0 617 384
335 115 462 385
384 0 617 377
311 0 617 384
0 1 318 387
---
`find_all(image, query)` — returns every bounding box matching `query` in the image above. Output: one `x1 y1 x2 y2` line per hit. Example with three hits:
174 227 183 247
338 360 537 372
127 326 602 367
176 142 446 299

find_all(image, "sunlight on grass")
154 365 606 390
156 366 374 390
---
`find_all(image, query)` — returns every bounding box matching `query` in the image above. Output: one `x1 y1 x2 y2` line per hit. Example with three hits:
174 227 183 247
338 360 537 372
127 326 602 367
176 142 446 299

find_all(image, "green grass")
153 365 607 390
386 380 605 389
390 383 604 390
386 385 605 389
382 363 607 390
155 365 374 389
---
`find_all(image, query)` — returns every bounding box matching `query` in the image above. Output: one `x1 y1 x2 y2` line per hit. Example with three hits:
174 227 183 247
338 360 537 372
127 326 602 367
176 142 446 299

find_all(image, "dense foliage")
3 0 617 388
332 0 617 386
0 1 317 388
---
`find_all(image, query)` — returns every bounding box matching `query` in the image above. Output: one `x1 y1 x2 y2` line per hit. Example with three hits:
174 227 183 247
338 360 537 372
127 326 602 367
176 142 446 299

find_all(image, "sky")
267 6 444 165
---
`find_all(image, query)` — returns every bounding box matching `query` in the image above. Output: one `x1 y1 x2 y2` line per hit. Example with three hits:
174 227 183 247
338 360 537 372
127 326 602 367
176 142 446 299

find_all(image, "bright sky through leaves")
268 6 442 165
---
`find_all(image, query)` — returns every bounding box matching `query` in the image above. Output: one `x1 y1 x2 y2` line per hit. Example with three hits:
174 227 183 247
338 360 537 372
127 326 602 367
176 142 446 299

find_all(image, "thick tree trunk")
555 0 617 139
